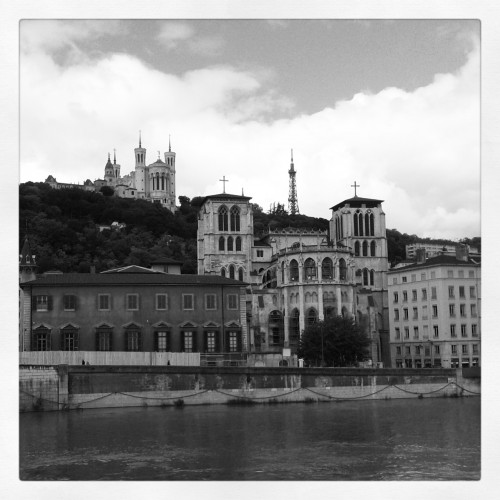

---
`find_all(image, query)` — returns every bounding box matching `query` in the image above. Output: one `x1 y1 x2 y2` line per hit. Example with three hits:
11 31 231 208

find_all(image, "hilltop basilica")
45 133 177 212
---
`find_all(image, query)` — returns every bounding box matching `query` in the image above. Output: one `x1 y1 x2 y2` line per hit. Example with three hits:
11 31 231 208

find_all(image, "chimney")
456 244 469 262
416 248 426 264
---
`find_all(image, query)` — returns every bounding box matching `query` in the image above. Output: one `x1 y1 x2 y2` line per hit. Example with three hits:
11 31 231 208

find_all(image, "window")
235 237 242 251
230 206 240 231
469 270 474 278
362 241 368 256
238 268 244 281
434 345 440 355
422 305 428 319
413 307 418 320
395 327 401 339
432 305 438 318
469 286 476 299
227 331 239 352
412 290 417 301
402 276 407 283
290 259 299 281
205 294 217 310
403 291 408 302
393 292 399 303
183 294 194 310
459 286 465 298
471 324 478 337
472 344 478 355
450 324 457 337
415 345 421 356
447 270 454 278
448 286 455 299
433 325 439 338
182 331 195 352
63 294 77 311
411 274 416 282
33 327 51 351
227 236 234 251
126 329 141 351
461 324 467 337
322 258 333 280
431 271 436 279
458 270 464 278
404 327 410 339
306 308 318 326
392 278 398 285
413 326 419 339
423 325 429 338
421 288 427 300
394 309 399 321
218 206 228 231
396 346 402 355
405 346 411 356
460 304 466 317
370 241 376 256
289 309 300 344
205 331 218 353
257 250 264 257
451 345 457 354
354 241 360 256
96 327 112 351
221 268 226 278
470 304 477 317
98 294 110 311
431 287 437 299
155 331 169 352
227 294 238 310
403 308 408 320
61 328 78 351
229 265 235 280
462 344 468 354
449 304 455 317
339 259 347 281
35 295 50 312
269 310 284 345
219 236 225 251
421 273 426 280
304 258 317 280
156 294 168 310
126 294 139 311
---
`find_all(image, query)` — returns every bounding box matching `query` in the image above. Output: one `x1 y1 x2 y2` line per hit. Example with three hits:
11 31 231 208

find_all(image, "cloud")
20 31 479 240
157 22 224 56
157 22 195 50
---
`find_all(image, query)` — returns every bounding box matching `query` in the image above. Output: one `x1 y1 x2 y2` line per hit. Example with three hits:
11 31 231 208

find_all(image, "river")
19 397 480 481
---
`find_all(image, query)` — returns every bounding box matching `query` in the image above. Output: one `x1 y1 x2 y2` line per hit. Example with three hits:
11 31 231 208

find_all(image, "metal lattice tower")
288 149 299 215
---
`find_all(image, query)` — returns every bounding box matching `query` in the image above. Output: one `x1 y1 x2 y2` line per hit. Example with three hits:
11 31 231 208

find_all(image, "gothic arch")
289 259 299 282
322 257 333 280
230 206 240 231
304 258 317 281
370 240 376 256
218 205 228 231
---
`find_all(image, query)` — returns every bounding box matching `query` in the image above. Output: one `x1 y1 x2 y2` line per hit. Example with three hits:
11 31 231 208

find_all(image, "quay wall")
19 365 480 412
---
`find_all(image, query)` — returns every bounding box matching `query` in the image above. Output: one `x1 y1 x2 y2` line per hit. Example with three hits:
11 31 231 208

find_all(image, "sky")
19 19 480 240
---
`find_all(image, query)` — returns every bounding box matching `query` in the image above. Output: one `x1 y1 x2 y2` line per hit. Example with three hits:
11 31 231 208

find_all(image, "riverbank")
19 365 480 412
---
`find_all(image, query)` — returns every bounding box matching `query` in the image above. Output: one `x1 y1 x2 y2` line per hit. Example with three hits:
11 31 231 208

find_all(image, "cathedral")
45 133 178 212
197 161 391 366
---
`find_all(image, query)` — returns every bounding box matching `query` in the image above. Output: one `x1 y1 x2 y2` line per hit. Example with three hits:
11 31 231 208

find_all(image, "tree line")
19 182 480 274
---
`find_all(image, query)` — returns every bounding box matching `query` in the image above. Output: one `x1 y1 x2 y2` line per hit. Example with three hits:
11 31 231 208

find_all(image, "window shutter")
237 331 242 352
180 331 185 352
74 295 78 311
192 332 197 353
138 295 141 310
48 295 53 310
32 295 37 311
216 330 221 353
60 331 64 350
109 330 113 351
193 294 196 310
47 332 52 351
75 331 79 351
154 331 158 352
110 295 113 310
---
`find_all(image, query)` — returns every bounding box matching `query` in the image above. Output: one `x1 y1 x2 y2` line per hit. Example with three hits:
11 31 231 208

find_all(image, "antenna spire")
169 134 171 152
113 149 116 164
139 130 142 148
288 149 299 215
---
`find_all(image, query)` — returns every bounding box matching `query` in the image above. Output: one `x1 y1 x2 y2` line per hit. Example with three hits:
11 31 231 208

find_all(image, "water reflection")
20 398 480 481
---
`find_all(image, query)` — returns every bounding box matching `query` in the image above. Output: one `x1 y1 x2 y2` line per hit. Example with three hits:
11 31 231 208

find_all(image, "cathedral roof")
330 196 383 211
149 158 165 166
200 193 252 205
19 236 36 267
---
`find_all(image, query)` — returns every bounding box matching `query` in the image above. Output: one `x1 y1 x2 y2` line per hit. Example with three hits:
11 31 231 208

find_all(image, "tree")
297 316 371 367
100 185 114 196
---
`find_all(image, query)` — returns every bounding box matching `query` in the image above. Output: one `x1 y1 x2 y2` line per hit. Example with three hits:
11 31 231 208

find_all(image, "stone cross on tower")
220 176 229 193
351 181 360 197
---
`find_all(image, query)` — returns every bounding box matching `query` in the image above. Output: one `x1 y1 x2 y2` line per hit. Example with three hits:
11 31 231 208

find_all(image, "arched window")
219 236 225 251
306 308 318 326
324 306 335 319
339 258 347 281
235 236 242 251
290 259 299 282
238 268 244 281
269 310 284 346
322 257 333 280
354 210 364 236
369 212 375 236
335 215 343 241
289 308 300 344
229 265 235 280
362 241 368 256
304 258 317 280
370 269 375 286
227 236 234 251
370 241 376 256
218 206 228 231
354 241 360 256
33 326 51 351
281 261 285 283
221 268 226 278
363 268 369 286
365 212 371 236
155 172 160 190
161 175 165 191
230 206 240 231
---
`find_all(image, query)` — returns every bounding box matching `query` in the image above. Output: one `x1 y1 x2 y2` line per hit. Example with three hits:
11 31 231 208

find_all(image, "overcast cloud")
20 20 479 240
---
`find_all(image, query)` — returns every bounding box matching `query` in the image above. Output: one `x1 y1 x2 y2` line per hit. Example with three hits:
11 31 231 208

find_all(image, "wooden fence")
19 351 200 366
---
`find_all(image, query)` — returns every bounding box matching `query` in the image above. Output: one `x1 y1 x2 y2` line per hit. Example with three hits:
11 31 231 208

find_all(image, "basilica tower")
134 131 147 196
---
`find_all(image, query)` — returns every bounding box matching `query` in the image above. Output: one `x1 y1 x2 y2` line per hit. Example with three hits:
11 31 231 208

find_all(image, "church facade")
197 188 391 366
45 134 177 212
